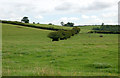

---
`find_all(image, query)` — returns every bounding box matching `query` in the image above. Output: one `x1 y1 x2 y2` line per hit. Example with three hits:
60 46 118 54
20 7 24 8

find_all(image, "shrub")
47 32 61 41
92 27 100 30
58 30 65 40
48 27 80 41
90 63 112 69
99 35 103 37
63 31 72 39
72 27 80 34
48 23 53 25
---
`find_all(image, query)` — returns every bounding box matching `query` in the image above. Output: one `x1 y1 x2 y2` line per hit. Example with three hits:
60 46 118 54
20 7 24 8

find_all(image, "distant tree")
48 23 53 25
60 22 64 26
33 22 35 24
64 22 74 27
21 17 29 23
102 23 104 26
37 22 40 24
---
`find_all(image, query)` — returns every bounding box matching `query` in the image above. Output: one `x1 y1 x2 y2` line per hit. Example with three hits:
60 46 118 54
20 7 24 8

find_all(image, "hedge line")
91 25 120 34
1 20 68 31
48 27 80 41
88 30 120 34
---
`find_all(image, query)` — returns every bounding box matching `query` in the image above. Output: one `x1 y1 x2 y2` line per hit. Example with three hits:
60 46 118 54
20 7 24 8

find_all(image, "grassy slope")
2 24 118 76
29 23 72 30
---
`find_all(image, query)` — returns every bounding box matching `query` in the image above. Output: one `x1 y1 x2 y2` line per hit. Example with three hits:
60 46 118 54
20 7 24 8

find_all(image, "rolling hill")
2 23 118 76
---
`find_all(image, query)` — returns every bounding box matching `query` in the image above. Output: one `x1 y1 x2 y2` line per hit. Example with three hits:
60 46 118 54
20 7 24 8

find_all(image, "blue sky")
0 0 119 25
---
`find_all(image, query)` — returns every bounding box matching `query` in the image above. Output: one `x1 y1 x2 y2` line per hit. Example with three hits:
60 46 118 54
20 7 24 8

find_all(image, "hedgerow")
91 25 120 34
1 20 68 31
48 27 80 41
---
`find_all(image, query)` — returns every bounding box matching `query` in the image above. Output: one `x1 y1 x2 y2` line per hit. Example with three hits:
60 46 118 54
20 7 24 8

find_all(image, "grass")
2 23 118 76
30 23 72 30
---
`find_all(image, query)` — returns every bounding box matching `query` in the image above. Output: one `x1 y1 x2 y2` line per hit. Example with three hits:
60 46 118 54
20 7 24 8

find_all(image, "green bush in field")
58 30 65 40
90 63 112 69
72 27 80 34
48 27 80 41
63 31 72 39
48 32 61 41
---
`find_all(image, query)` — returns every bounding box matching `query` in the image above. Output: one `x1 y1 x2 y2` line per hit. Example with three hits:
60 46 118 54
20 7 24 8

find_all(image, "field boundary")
1 21 70 31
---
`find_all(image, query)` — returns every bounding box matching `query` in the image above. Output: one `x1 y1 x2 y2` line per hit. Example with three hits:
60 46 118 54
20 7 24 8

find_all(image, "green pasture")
2 23 118 76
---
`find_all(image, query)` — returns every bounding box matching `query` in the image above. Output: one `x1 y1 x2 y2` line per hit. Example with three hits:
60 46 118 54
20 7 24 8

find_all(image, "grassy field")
30 23 72 30
2 23 118 76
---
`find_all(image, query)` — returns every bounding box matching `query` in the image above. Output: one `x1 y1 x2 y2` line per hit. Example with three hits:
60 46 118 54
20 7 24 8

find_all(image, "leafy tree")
60 22 64 26
64 22 74 27
33 22 35 24
102 23 104 26
48 23 53 25
21 17 29 23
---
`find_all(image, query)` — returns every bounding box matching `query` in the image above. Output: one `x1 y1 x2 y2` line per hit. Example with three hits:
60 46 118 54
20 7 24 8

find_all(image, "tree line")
90 23 120 34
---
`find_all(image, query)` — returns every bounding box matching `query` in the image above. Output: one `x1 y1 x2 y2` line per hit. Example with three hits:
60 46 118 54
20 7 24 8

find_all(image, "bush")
58 30 65 40
48 27 80 41
92 27 100 30
47 32 61 41
48 23 53 25
90 63 112 69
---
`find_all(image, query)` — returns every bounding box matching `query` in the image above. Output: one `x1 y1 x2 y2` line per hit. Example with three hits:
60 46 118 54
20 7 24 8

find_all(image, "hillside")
1 20 72 31
2 23 118 76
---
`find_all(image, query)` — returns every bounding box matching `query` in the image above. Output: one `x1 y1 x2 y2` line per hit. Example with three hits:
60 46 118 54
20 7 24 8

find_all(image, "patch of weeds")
89 63 112 69
49 60 56 63
73 58 78 60
87 43 94 45
51 58 55 60
83 43 94 45
77 53 83 56
46 55 51 57
57 55 61 57
101 69 118 73
47 49 54 52
14 61 20 63
14 52 29 55
36 55 42 58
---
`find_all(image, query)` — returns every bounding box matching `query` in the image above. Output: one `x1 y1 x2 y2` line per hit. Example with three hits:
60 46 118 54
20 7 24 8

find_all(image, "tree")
102 23 104 26
33 22 35 24
48 23 53 25
64 22 74 27
21 17 29 23
60 22 64 26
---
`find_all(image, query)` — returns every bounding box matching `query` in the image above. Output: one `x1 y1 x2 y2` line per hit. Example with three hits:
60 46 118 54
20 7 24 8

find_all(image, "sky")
0 0 119 25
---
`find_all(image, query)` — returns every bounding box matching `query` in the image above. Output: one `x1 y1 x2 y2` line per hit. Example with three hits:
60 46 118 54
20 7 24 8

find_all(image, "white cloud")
82 15 89 19
102 12 117 18
0 0 119 25
91 16 97 18
35 15 43 19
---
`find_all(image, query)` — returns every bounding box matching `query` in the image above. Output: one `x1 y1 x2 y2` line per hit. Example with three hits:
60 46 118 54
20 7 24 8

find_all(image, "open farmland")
2 23 118 76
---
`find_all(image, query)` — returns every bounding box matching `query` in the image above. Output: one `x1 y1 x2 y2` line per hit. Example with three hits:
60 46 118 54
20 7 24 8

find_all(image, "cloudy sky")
0 0 119 25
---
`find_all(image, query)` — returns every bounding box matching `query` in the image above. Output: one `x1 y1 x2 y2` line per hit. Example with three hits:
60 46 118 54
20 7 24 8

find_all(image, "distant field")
29 23 72 30
2 23 118 76
1 21 73 31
